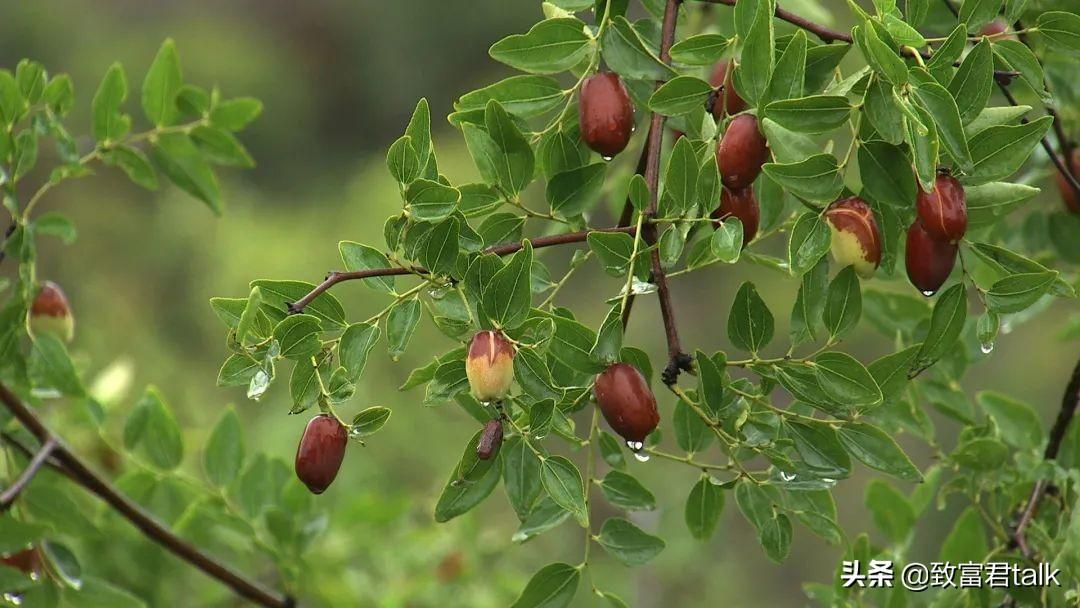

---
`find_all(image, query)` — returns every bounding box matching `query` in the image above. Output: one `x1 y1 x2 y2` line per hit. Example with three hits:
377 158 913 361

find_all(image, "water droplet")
601 155 613 162
980 341 995 354
632 451 650 462
780 470 797 481
625 440 644 451
921 289 936 297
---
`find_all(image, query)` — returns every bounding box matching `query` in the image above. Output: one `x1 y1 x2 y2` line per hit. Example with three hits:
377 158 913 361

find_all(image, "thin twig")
644 0 693 385
618 124 654 329
288 226 639 314
0 383 295 608
0 437 57 510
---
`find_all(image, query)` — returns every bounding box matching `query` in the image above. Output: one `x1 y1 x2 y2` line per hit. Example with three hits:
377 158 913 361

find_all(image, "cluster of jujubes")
712 115 768 245
462 329 660 454
29 281 74 343
906 173 968 295
294 414 349 494
708 59 748 118
1056 150 1080 214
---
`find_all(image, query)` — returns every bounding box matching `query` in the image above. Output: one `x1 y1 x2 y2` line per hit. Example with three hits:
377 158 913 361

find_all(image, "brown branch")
0 383 295 608
692 0 1017 80
288 226 638 314
0 437 57 510
644 0 693 385
1011 354 1080 557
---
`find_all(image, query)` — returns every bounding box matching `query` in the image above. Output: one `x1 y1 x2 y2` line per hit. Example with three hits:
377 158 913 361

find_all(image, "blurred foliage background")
2 1 1078 606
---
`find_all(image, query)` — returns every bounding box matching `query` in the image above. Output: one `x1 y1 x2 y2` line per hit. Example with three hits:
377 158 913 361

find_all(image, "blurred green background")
3 1 1078 606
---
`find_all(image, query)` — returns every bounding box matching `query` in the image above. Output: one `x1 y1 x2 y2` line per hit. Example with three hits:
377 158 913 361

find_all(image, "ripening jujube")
708 59 748 118
465 330 515 402
711 186 759 246
1 548 42 577
578 71 635 158
905 220 959 296
476 419 504 461
295 414 349 494
593 363 659 447
824 197 882 279
717 114 768 190
1055 150 1080 214
30 280 74 343
915 173 967 243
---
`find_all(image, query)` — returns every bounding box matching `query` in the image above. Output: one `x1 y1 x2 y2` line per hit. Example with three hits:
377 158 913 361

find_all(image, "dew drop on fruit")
602 155 613 162
921 289 936 297
626 440 644 451
980 341 995 354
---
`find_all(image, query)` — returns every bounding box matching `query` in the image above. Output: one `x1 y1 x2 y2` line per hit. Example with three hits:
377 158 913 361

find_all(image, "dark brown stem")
0 383 295 608
288 226 639 314
643 0 692 385
1011 355 1080 556
0 437 56 510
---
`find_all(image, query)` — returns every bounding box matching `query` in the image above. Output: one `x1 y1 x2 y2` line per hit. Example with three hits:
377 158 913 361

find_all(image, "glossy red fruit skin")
1055 151 1080 214
295 414 348 494
30 280 74 342
708 59 748 117
1 548 42 576
980 19 1015 39
717 114 769 190
916 173 967 242
710 186 759 246
593 363 659 444
824 196 882 279
476 419 504 461
465 330 515 402
906 220 959 295
579 72 634 158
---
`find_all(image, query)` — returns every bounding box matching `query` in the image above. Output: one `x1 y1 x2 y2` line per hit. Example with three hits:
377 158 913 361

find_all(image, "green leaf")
204 406 244 487
596 518 665 566
484 100 535 195
978 391 1043 450
511 563 580 608
765 30 808 104
763 154 843 204
102 145 158 190
190 126 254 168
787 213 831 276
587 231 639 277
854 22 907 85
735 0 774 104
985 272 1057 313
386 299 422 360
150 133 220 214
911 79 972 170
868 345 920 403
351 406 392 437
823 266 861 338
590 304 624 365
1038 11 1080 52
648 76 712 116
759 514 793 563
210 97 262 131
503 436 543 519
710 218 743 263
915 284 967 369
837 422 921 481
673 398 712 453
601 17 676 81
865 479 915 543
339 241 395 293
685 475 724 540
765 95 851 133
126 387 184 470
405 179 460 222
540 455 587 525
862 76 905 144
959 0 1000 30
939 507 988 563
66 576 147 608
966 182 1039 226
141 39 182 126
813 352 882 407
948 38 993 125
457 75 566 118
489 18 593 74
386 136 420 185
422 216 460 276
670 34 732 65
434 430 503 522
727 282 774 354
790 258 828 345
405 98 433 169
91 63 130 143
696 350 726 418
31 333 84 397
483 241 533 329
34 212 77 244
272 314 322 360
788 420 851 478
600 470 656 511
858 140 916 208
662 137 698 215
546 163 605 218
251 279 347 329
968 116 1053 185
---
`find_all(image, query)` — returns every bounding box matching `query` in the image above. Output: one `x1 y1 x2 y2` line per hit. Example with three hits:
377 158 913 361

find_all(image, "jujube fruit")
824 197 882 279
579 71 634 158
905 220 958 296
708 59 748 117
980 19 1016 40
465 330 515 402
1 548 42 577
717 114 768 190
711 186 759 246
1055 150 1080 214
476 419 504 461
915 173 967 243
295 414 348 494
593 362 659 448
30 280 74 342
